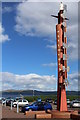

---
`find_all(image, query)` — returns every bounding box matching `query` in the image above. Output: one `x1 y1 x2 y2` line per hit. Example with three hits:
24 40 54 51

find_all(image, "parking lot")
1 104 50 119
2 105 27 118
0 102 80 119
0 96 80 119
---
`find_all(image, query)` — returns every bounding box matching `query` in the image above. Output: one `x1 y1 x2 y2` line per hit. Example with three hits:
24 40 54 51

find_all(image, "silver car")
13 99 29 107
70 100 80 108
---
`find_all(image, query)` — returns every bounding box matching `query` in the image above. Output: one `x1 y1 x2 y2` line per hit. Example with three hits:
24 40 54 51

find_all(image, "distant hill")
2 90 80 96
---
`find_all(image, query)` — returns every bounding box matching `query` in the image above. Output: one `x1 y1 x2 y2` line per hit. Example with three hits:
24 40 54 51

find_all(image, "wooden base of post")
25 110 79 119
50 110 78 118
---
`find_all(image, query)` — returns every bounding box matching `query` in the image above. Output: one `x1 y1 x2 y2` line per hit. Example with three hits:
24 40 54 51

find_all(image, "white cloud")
42 62 57 67
0 23 10 43
1 72 57 91
0 71 79 91
67 72 78 91
15 2 78 60
27 0 79 2
15 2 58 37
67 24 78 60
1 0 79 2
2 0 79 2
69 72 78 80
2 0 23 2
46 44 56 50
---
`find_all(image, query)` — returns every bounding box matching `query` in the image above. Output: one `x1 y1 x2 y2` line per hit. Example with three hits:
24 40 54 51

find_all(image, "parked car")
21 101 52 113
70 100 80 108
6 99 16 106
0 97 5 103
67 99 70 105
0 97 5 101
45 98 53 103
15 97 23 101
2 99 6 105
54 99 70 105
54 99 57 105
13 99 29 107
0 97 2 101
37 98 42 102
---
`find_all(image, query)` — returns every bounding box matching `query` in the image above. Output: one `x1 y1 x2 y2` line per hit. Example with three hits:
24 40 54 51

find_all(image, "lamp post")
33 90 34 97
33 90 34 102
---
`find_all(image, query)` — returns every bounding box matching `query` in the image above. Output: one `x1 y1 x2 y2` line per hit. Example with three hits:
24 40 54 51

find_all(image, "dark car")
54 99 70 105
21 102 52 113
54 99 57 105
45 98 53 103
6 98 16 106
67 99 70 105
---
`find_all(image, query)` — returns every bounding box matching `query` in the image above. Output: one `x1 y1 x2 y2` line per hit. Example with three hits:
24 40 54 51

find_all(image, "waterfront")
2 92 32 99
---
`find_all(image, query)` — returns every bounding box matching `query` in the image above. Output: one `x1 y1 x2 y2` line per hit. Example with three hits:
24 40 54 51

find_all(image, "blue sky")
2 2 57 75
0 1 78 91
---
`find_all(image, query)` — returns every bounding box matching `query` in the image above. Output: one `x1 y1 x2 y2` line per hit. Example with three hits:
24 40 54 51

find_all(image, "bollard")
2 100 3 106
17 102 19 113
11 101 13 110
5 100 6 107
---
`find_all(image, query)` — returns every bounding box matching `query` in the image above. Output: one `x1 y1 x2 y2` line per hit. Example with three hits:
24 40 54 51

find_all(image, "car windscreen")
74 101 80 103
31 102 37 106
23 100 27 102
18 100 22 102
